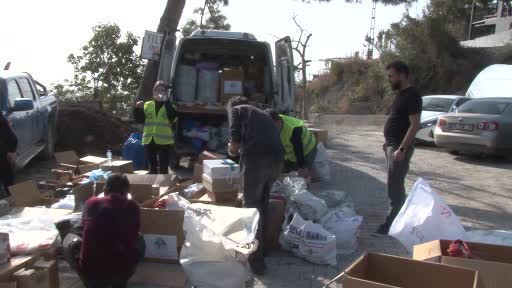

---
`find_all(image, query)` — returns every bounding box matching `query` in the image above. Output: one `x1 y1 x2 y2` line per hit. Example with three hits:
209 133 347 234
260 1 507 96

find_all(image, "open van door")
275 36 295 114
157 32 177 85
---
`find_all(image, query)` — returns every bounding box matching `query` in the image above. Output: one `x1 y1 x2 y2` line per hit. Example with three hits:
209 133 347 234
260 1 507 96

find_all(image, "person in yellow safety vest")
266 110 317 179
134 81 177 174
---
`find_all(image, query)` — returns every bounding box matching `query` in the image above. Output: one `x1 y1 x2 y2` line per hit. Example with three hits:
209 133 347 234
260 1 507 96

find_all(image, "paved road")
17 126 512 288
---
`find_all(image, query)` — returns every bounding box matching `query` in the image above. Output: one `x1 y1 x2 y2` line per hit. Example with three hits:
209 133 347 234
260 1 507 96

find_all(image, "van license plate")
448 123 474 131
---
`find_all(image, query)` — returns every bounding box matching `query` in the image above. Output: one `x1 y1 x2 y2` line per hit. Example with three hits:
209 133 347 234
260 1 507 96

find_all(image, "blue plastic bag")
122 133 146 170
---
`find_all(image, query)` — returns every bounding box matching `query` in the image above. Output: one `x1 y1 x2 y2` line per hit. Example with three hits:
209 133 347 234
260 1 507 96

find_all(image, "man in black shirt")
374 61 422 236
0 113 17 199
227 96 284 275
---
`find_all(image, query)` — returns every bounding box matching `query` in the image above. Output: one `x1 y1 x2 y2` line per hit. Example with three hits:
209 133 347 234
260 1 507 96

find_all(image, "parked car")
0 71 58 168
434 97 512 158
416 95 469 144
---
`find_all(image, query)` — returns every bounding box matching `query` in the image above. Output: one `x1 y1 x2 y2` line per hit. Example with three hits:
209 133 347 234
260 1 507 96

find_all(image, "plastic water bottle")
106 150 112 165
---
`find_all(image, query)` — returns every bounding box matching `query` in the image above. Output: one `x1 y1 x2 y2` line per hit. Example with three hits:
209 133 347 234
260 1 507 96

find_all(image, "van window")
17 77 36 100
7 80 23 107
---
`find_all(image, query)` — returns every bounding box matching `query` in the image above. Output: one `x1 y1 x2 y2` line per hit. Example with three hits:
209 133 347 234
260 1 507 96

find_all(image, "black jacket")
0 113 17 155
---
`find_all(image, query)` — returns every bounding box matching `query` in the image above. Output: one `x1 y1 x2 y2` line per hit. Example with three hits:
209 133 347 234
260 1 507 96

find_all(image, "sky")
0 0 428 86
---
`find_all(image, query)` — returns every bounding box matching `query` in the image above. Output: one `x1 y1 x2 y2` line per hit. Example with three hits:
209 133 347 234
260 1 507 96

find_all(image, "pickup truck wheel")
43 124 56 160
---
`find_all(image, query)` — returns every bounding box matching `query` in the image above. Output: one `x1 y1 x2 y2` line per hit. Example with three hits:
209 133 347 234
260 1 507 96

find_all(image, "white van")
466 64 512 99
156 30 296 157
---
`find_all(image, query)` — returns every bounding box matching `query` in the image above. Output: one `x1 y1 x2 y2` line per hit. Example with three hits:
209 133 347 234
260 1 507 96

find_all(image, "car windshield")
457 100 511 115
422 97 455 112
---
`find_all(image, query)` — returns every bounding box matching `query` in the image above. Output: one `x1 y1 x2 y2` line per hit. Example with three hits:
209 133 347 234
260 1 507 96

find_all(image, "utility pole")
468 0 476 40
367 0 377 60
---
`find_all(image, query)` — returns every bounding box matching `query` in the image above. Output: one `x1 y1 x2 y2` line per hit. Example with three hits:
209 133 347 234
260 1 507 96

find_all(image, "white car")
416 95 470 144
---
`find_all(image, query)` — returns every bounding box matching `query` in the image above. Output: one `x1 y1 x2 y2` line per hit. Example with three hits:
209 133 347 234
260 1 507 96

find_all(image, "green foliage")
62 23 143 117
181 0 231 37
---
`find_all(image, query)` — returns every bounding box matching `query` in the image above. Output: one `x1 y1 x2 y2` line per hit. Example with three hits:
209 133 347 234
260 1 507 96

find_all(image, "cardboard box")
206 190 238 203
50 170 74 183
72 182 95 211
140 208 185 263
36 181 67 192
140 180 196 208
54 151 106 174
414 240 512 288
343 253 478 288
101 160 134 174
264 199 285 252
0 233 10 265
11 258 57 288
8 181 59 208
193 163 203 184
202 173 239 193
129 262 186 287
203 159 240 179
0 283 16 288
310 128 328 146
191 193 242 207
198 151 226 164
220 68 244 105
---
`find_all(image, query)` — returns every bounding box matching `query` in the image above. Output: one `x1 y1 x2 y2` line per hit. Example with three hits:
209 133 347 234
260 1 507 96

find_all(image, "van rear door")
157 33 177 85
275 36 295 114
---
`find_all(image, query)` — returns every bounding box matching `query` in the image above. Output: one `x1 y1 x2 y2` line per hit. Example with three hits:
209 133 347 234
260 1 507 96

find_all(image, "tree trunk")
301 58 309 121
136 0 187 102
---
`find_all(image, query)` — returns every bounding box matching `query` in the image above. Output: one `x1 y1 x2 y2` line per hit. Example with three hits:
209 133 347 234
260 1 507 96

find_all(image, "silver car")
434 98 512 157
416 96 469 144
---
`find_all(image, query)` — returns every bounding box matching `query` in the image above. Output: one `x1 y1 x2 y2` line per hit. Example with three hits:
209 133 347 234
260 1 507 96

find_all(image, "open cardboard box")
101 160 134 174
11 258 58 288
55 151 106 175
413 240 512 288
343 253 478 288
8 181 60 208
140 208 185 264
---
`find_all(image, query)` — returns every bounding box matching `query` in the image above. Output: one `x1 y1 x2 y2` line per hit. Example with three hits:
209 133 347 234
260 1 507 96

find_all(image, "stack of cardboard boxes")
201 159 240 204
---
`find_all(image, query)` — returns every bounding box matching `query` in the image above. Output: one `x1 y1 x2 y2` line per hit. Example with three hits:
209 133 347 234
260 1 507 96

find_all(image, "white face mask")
156 93 168 102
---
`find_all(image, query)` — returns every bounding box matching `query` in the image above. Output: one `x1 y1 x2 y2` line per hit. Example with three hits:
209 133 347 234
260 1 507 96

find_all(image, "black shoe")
249 258 267 276
372 224 390 237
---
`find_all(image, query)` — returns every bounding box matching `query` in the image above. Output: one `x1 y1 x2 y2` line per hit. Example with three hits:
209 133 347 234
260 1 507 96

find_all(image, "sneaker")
372 224 390 237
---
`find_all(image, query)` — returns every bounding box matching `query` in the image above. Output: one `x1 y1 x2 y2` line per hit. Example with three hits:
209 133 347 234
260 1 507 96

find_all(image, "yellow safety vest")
280 115 316 162
142 101 175 145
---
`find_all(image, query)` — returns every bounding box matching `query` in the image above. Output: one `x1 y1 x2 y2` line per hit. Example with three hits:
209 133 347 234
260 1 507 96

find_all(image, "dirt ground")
15 122 512 288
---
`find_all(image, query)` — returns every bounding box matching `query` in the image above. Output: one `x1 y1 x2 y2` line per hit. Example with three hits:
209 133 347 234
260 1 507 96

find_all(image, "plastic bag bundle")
320 210 363 255
389 178 466 252
280 213 337 266
0 215 60 255
289 191 329 221
282 177 308 199
175 65 197 102
197 69 219 104
312 143 331 182
180 203 259 288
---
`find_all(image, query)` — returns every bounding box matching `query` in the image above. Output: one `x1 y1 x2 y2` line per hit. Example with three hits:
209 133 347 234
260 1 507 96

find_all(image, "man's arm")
291 127 305 168
228 108 243 156
400 113 420 150
165 101 177 123
133 106 146 124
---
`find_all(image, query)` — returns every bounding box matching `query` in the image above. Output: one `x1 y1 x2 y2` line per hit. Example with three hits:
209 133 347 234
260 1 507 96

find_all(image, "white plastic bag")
282 177 307 199
466 230 512 246
290 191 329 221
182 183 204 200
312 143 331 182
389 178 466 252
320 210 363 255
180 203 259 288
0 216 59 255
280 213 337 266
50 195 75 210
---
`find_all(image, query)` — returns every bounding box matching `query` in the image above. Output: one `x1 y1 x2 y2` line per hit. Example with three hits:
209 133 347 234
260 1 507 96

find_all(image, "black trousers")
0 155 14 199
384 145 414 227
62 233 146 288
241 154 282 264
144 142 172 174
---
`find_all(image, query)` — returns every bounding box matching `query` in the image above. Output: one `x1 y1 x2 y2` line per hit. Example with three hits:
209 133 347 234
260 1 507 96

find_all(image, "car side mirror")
11 98 34 112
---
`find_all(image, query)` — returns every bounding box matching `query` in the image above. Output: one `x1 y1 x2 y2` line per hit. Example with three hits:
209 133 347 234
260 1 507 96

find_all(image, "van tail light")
437 118 447 132
477 122 499 131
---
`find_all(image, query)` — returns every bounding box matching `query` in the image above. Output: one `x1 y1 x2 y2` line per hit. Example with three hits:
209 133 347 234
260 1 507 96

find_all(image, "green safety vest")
142 101 175 145
280 115 316 162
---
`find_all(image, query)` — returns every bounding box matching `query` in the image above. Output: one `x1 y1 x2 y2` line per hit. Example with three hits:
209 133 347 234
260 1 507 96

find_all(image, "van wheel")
449 150 459 156
42 123 55 160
